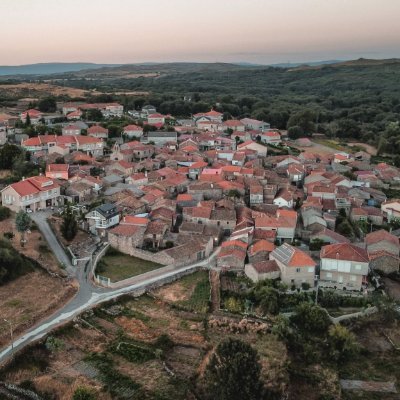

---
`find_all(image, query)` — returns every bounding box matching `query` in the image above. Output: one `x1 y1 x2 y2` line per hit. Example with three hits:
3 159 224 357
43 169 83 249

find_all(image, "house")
368 251 399 275
240 118 270 131
62 124 81 136
188 161 208 180
250 185 264 206
1 176 61 212
287 164 305 183
238 140 268 157
141 131 177 147
309 228 350 245
248 239 275 263
143 220 169 248
255 210 297 242
20 109 42 124
270 243 316 287
194 110 223 123
351 206 383 225
273 189 294 208
245 260 280 282
45 164 69 180
85 203 120 236
107 224 146 254
123 124 143 138
261 131 281 145
365 229 400 257
320 243 369 291
216 240 248 271
147 113 166 125
65 181 93 203
381 199 400 221
87 125 109 139
222 120 245 132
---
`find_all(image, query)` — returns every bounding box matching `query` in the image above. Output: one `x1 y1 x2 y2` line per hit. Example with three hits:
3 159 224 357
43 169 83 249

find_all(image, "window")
355 265 362 270
296 268 301 273
350 275 357 281
308 267 314 273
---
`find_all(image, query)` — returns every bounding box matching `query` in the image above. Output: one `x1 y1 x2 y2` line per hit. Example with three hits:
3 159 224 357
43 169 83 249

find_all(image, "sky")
1 0 400 65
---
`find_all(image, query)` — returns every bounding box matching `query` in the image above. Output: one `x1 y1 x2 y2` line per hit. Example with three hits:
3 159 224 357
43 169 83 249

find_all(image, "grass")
177 271 210 313
97 247 163 282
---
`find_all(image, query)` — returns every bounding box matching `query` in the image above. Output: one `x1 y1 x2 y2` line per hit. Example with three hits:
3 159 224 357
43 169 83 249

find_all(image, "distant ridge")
0 62 121 76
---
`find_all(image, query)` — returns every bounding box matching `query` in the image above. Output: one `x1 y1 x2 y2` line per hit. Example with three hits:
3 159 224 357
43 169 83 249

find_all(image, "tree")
38 97 57 113
0 206 11 221
287 110 316 135
258 287 280 315
0 143 22 169
328 324 358 363
72 386 96 400
61 204 78 241
15 210 31 247
25 112 31 126
204 338 264 400
290 302 331 334
287 125 304 140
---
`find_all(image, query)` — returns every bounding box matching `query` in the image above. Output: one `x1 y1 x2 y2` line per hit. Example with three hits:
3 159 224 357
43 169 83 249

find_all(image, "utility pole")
3 319 14 358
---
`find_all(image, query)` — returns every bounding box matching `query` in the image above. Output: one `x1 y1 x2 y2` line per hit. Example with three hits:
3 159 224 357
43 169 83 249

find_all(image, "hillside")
0 62 121 76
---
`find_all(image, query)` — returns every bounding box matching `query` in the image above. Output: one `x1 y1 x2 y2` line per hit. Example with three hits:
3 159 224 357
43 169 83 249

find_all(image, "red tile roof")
320 243 369 263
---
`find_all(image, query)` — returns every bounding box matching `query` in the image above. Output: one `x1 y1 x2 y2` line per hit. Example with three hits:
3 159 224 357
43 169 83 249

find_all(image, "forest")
2 59 400 153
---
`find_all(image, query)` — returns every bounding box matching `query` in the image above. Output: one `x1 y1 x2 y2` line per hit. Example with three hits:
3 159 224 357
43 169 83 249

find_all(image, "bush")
301 282 311 291
0 205 11 221
72 386 96 400
3 232 14 240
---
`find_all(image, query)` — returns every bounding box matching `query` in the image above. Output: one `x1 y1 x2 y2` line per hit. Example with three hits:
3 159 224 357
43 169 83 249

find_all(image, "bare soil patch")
0 83 89 98
0 271 77 347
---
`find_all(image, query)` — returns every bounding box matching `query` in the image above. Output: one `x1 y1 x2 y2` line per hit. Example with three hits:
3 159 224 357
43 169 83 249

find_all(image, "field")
0 214 77 348
0 290 289 400
154 270 211 313
0 82 90 99
97 247 163 282
0 213 63 274
0 271 77 348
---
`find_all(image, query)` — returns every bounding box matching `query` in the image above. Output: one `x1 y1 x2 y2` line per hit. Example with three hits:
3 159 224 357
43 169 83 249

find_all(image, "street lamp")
3 319 14 357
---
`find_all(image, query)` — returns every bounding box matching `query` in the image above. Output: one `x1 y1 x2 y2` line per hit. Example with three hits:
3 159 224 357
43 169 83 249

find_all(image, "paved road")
0 213 219 365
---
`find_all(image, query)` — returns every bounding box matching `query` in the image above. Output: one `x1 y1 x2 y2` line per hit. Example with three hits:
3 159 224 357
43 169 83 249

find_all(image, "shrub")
72 386 96 400
0 205 11 221
3 231 14 240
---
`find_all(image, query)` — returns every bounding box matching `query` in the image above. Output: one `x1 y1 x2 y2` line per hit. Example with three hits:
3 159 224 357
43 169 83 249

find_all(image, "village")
1 92 400 400
1 101 400 293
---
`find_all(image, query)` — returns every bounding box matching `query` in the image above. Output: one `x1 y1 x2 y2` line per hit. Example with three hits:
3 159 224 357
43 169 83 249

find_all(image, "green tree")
15 210 31 247
38 97 57 112
0 143 22 169
25 112 31 126
290 302 331 334
328 324 358 363
204 338 264 400
61 204 78 241
72 386 96 400
287 110 316 135
258 287 280 315
287 125 304 140
0 206 11 221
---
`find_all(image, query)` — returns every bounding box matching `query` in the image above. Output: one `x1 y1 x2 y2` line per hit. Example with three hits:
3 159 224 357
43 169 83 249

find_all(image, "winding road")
0 212 219 366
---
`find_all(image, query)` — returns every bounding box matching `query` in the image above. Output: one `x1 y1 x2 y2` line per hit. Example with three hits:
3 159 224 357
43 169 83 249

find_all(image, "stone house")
107 224 146 253
245 260 280 282
365 229 400 256
270 243 316 287
216 240 248 271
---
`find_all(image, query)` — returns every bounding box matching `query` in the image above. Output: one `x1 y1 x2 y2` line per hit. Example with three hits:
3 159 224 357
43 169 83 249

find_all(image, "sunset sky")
1 0 399 65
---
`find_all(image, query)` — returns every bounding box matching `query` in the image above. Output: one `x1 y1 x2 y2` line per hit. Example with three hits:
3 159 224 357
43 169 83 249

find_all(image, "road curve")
0 215 220 366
